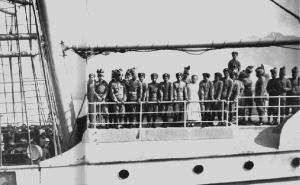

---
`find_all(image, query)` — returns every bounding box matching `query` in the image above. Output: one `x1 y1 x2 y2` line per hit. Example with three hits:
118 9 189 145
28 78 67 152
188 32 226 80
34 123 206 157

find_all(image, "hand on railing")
157 100 161 104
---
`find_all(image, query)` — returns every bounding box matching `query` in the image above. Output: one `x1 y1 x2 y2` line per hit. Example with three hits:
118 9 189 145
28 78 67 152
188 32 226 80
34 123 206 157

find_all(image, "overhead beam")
0 33 38 41
6 0 31 5
0 8 15 16
0 51 38 58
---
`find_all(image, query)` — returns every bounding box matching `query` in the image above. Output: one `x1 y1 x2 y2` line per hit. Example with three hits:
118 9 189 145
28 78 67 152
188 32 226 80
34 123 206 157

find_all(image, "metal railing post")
222 100 224 123
139 102 143 129
184 100 186 127
278 96 281 122
226 101 229 126
236 98 239 126
93 102 96 128
98 102 102 123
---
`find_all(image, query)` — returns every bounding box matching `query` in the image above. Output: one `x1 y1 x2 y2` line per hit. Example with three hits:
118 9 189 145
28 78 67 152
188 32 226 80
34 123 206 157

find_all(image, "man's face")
89 76 95 81
98 75 103 81
224 72 229 78
215 75 219 81
176 76 182 81
192 76 198 83
163 76 169 83
203 76 208 81
279 73 285 79
132 73 137 80
230 75 236 81
139 76 145 82
292 73 297 79
117 74 123 81
272 73 277 79
151 76 157 83
125 74 132 80
232 53 237 59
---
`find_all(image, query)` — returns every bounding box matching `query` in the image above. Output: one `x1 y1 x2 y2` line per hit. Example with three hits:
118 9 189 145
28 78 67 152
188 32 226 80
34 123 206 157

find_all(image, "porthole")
118 169 129 180
243 161 254 171
291 157 300 168
193 165 204 174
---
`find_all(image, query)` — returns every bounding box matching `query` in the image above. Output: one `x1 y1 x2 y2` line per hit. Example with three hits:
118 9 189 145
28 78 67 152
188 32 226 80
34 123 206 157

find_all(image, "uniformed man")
173 73 187 127
243 66 254 122
127 67 142 128
110 69 127 129
266 67 278 125
229 71 240 123
199 73 214 126
237 71 246 124
221 68 233 123
274 66 292 122
123 69 132 125
95 69 109 127
228 51 241 73
254 65 266 126
159 73 173 127
138 73 147 124
146 73 160 128
286 66 300 115
212 72 223 125
182 66 192 84
87 73 97 124
108 70 116 124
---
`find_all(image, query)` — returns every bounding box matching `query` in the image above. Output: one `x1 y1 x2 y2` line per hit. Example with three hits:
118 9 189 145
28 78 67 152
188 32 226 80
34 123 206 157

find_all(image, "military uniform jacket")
128 79 142 101
199 80 214 100
159 82 173 101
183 78 192 85
228 59 241 72
147 82 160 101
243 77 253 96
221 77 233 100
274 78 292 99
173 81 187 101
255 77 266 102
213 80 223 100
236 80 244 96
87 80 97 102
230 80 240 101
95 80 109 101
266 78 277 96
287 77 300 96
140 81 148 101
110 81 127 102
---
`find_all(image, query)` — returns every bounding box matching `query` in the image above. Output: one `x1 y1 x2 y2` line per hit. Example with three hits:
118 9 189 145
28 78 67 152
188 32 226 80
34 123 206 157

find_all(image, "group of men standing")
87 51 300 128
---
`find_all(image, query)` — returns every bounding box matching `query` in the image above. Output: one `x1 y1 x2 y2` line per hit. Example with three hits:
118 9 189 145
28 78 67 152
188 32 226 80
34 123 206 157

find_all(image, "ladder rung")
0 51 38 58
0 8 15 16
0 33 38 41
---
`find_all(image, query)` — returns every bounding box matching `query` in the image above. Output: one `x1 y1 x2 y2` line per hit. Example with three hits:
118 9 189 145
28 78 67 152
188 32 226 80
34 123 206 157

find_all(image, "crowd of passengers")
87 51 300 129
1 124 54 165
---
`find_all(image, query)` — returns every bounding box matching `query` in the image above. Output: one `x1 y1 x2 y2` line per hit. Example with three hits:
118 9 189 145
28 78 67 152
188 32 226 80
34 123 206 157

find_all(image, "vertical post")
0 115 2 166
98 102 102 123
93 102 96 128
226 101 229 126
236 98 239 126
278 96 281 123
221 100 224 123
139 102 143 130
184 101 186 127
52 120 58 156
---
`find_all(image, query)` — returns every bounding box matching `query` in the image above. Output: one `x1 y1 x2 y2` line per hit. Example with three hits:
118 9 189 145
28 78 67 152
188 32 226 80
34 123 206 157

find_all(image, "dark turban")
245 66 254 74
279 66 286 75
270 67 277 75
97 69 104 77
215 72 222 78
238 71 247 79
89 73 95 78
223 68 230 73
202 73 210 78
115 69 122 77
292 66 298 75
151 73 158 79
231 51 238 56
176 73 183 78
129 67 137 76
255 64 265 76
183 66 190 75
162 73 170 79
138 73 145 78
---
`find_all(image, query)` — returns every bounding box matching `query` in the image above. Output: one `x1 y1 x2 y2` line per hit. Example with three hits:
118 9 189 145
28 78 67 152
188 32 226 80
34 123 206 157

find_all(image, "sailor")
127 67 142 128
266 67 278 125
199 73 214 126
254 65 266 126
221 68 233 123
95 69 109 126
159 73 173 127
243 66 254 122
229 71 240 123
172 73 187 127
110 69 127 129
146 73 160 128
286 66 300 115
228 51 241 73
186 75 202 127
273 66 292 122
212 72 223 125
182 66 192 84
138 73 147 123
87 73 97 124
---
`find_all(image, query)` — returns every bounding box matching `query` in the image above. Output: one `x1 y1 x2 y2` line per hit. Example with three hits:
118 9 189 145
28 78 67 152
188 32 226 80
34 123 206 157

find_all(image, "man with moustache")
221 68 233 124
95 69 109 126
159 73 173 127
228 51 241 73
243 66 254 123
87 73 97 124
146 73 160 128
199 73 214 126
138 72 147 123
229 71 240 123
212 72 223 125
266 67 278 125
254 65 267 126
173 73 187 127
286 66 300 115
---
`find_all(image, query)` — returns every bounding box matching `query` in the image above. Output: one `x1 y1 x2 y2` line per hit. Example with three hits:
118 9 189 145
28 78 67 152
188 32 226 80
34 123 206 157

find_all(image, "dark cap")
162 73 170 79
202 73 210 78
151 73 158 78
176 73 183 77
138 73 145 78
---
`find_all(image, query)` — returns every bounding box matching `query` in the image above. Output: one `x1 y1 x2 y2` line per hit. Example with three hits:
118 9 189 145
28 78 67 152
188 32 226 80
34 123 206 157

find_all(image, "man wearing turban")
87 73 97 124
221 68 233 124
286 66 300 115
110 69 127 128
199 73 214 126
273 66 292 122
146 73 160 128
182 66 192 84
242 66 254 123
159 73 173 127
266 67 278 125
95 69 109 126
173 72 187 127
212 72 223 125
229 71 240 123
228 51 241 73
138 73 147 124
254 65 266 126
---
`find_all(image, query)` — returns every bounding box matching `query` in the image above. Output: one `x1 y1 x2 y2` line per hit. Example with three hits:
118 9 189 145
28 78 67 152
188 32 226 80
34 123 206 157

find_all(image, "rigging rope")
270 0 300 23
